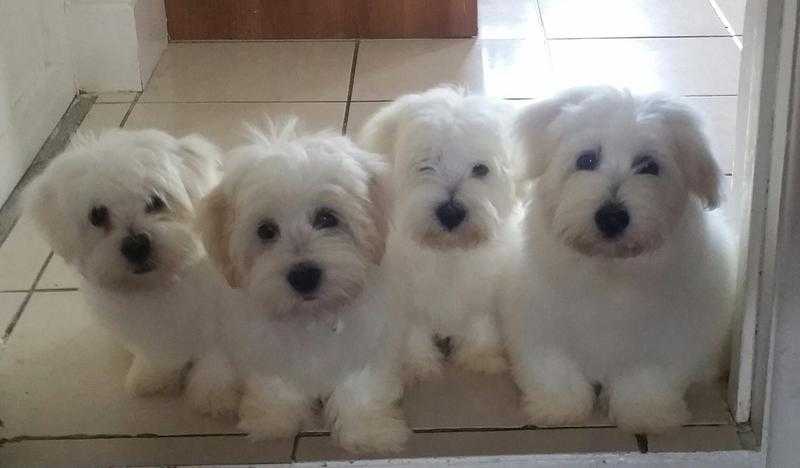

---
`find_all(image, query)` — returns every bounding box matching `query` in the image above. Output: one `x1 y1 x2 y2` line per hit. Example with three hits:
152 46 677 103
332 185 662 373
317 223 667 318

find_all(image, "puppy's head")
516 86 721 258
199 120 389 318
359 86 515 251
25 129 222 289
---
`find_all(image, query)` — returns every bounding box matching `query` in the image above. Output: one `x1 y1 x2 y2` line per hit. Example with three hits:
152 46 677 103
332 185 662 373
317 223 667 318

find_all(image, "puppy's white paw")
186 374 240 419
335 406 410 454
608 376 690 434
185 352 240 418
522 381 595 426
453 346 507 374
125 357 183 397
237 378 309 440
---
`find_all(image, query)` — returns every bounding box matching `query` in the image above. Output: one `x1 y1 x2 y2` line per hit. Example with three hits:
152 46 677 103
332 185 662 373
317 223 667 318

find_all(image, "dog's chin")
561 233 663 259
413 223 490 251
85 259 191 292
270 284 365 322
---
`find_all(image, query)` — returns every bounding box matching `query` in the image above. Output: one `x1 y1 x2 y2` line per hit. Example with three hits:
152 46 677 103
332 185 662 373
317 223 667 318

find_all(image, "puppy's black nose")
287 262 323 295
120 233 152 264
435 200 467 231
595 203 630 239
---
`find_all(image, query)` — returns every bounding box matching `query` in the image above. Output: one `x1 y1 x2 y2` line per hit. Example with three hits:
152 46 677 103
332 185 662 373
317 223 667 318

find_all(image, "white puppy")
500 86 735 434
198 121 409 453
24 129 230 398
359 87 519 379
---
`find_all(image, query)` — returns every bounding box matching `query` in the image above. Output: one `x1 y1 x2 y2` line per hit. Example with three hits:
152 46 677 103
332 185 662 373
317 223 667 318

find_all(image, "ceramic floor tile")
36 254 80 290
295 427 638 461
345 101 388 137
0 217 51 291
648 425 742 452
0 435 292 468
0 292 26 334
353 39 554 101
0 291 238 438
404 368 529 429
539 0 729 38
125 102 346 151
478 0 544 39
549 37 741 96
141 42 355 103
95 92 140 104
78 103 130 133
713 0 747 35
685 381 733 425
685 96 738 174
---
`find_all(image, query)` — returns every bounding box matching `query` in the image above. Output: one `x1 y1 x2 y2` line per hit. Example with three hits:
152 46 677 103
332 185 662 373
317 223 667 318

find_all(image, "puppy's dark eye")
257 221 279 242
419 166 435 174
145 195 166 213
576 149 600 171
472 163 490 178
633 155 660 176
89 205 109 228
312 208 338 230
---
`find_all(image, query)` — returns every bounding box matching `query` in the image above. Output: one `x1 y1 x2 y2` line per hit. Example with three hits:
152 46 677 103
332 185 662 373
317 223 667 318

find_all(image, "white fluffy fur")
196 121 409 453
500 86 736 434
359 87 520 379
24 129 235 401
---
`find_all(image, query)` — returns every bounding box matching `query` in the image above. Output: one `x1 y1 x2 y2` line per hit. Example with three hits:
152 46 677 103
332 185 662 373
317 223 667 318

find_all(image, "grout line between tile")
32 287 80 292
169 39 359 44
0 432 248 446
547 34 739 41
342 40 361 135
119 93 143 128
2 252 53 342
136 99 351 105
532 0 549 40
290 434 301 461
708 0 744 50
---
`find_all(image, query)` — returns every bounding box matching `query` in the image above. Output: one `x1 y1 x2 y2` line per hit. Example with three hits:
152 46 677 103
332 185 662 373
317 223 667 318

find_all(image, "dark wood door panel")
165 0 477 40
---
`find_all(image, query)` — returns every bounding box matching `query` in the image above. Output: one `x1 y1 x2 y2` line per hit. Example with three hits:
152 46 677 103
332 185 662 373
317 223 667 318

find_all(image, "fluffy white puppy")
359 87 519 379
500 86 736 434
198 121 409 453
25 129 230 398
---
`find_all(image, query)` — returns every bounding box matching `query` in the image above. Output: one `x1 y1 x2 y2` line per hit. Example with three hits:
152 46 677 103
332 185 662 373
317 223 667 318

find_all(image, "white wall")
0 1 77 206
67 0 167 92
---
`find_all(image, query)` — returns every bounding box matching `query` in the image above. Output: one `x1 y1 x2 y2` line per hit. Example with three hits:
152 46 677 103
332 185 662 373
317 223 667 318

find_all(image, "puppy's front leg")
607 367 690 434
403 324 442 382
186 349 241 418
451 314 507 374
238 375 312 440
513 349 595 426
326 367 410 454
125 354 185 396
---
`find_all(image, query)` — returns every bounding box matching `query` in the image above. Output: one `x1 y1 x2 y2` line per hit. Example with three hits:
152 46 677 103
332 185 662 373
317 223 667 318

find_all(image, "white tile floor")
0 1 747 466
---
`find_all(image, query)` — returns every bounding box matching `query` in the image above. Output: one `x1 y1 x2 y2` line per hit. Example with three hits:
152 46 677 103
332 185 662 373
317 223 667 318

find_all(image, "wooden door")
165 0 478 40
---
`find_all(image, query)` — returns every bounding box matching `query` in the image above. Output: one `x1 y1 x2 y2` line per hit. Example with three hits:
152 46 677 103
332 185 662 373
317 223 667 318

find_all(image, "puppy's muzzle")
435 199 467 231
286 262 323 296
120 233 154 273
595 203 630 239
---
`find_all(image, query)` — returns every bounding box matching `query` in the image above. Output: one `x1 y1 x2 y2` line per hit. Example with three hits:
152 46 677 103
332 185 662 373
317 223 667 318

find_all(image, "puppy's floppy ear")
351 146 392 264
176 134 223 205
197 185 241 288
514 87 603 179
357 94 420 163
23 173 78 263
648 97 722 209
